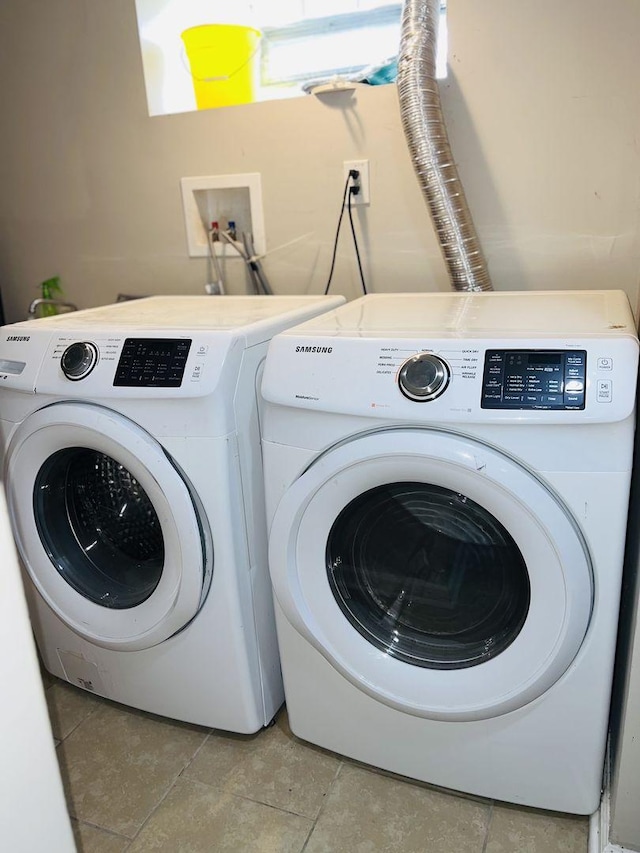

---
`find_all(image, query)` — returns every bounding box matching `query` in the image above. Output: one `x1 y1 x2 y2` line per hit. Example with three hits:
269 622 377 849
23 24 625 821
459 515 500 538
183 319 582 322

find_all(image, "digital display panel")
114 338 192 387
529 353 561 365
481 350 586 410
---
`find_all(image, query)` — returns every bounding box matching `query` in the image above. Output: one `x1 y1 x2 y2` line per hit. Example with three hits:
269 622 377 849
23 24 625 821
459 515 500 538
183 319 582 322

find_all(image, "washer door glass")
327 482 530 670
34 448 165 609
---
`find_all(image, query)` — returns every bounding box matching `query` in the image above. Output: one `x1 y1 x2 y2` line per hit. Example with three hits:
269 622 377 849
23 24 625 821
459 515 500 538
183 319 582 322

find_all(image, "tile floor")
43 673 590 853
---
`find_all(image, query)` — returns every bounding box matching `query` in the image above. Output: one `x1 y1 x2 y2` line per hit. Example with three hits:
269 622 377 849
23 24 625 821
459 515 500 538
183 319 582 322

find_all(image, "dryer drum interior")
33 447 165 610
326 482 531 670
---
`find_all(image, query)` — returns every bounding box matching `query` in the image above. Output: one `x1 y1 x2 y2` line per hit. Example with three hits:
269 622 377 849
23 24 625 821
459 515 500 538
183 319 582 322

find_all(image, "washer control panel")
481 350 587 410
113 338 192 387
0 326 237 401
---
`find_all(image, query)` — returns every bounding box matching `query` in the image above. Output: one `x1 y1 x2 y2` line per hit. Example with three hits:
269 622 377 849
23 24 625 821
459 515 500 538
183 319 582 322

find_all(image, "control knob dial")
398 352 450 402
60 341 99 381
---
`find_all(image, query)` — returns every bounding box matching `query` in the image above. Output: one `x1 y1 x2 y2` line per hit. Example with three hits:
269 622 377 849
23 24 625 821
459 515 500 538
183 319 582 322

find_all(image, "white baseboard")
589 785 639 853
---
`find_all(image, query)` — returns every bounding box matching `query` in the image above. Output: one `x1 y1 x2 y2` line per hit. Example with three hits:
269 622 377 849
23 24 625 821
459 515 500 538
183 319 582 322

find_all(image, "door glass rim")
326 480 531 670
33 446 166 610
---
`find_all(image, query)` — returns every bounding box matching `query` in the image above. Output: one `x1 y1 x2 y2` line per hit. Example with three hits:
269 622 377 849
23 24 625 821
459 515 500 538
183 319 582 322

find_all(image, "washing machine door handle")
268 429 593 722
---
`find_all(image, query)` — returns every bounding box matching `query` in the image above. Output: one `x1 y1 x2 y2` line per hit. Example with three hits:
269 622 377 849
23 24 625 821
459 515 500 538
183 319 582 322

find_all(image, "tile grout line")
217 786 324 823
178 726 215 776
53 698 109 826
73 818 132 848
300 759 345 853
51 689 105 743
121 766 193 844
481 801 495 853
128 772 319 848
173 727 344 825
121 727 215 845
61 705 213 845
218 784 321 829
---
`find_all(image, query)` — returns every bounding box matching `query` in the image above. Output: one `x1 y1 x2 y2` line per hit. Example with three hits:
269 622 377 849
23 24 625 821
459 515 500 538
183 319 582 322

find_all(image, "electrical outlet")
343 159 370 205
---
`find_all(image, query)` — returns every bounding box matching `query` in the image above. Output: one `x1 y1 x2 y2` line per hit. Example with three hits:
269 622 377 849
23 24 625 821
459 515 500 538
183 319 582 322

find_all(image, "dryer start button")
398 353 450 402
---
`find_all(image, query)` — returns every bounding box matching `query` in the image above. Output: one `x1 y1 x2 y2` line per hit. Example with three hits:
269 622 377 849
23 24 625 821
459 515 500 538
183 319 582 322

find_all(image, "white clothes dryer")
260 290 638 812
0 294 343 732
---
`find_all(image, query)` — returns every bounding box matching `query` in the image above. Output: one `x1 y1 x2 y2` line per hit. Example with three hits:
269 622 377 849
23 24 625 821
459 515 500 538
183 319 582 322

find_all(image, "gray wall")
0 0 639 321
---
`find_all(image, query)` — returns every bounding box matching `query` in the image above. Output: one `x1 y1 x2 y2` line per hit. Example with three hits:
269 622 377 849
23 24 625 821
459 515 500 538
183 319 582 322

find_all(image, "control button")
60 341 99 381
597 357 613 371
543 394 562 406
564 393 584 406
597 380 613 403
564 379 584 393
398 353 450 402
503 393 523 403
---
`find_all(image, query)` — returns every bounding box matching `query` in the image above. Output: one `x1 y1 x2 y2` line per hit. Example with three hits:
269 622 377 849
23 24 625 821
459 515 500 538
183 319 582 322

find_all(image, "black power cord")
347 179 368 295
324 169 368 296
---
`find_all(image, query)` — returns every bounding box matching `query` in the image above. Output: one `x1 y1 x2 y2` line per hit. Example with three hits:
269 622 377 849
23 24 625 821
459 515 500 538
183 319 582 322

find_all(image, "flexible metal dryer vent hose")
397 0 493 291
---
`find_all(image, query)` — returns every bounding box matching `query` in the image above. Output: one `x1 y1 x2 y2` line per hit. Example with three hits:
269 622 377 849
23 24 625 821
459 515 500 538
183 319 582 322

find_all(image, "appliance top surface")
14 295 342 332
279 291 637 338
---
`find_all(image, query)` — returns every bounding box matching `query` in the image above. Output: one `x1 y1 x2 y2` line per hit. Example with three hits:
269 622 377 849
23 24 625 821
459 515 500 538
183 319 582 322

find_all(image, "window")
135 0 447 115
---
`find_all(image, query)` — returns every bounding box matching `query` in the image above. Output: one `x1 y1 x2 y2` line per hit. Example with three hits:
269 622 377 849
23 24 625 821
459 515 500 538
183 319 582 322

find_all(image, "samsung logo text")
295 346 333 354
6 336 30 342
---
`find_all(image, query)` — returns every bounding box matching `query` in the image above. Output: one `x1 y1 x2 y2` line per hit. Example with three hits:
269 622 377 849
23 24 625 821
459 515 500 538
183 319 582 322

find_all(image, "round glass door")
327 482 530 670
6 403 210 651
268 429 593 721
34 448 165 610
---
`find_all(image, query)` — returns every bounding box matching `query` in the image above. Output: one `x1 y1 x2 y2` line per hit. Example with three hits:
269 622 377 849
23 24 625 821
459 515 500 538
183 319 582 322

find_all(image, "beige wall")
0 0 639 323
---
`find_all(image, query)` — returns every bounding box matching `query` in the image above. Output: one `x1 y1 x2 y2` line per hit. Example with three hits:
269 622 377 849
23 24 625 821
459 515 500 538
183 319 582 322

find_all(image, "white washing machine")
0 294 343 733
261 290 639 813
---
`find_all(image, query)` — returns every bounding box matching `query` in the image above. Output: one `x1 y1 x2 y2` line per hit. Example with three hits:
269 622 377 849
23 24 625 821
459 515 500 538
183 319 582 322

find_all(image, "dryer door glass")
33 447 164 609
326 482 530 669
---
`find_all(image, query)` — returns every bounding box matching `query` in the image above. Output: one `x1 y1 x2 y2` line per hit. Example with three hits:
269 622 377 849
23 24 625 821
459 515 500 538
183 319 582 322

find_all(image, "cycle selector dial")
398 353 450 402
60 341 99 381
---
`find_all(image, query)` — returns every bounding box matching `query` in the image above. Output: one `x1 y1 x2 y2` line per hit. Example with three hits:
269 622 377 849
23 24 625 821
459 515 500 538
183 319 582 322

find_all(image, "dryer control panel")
263 331 639 425
481 350 587 410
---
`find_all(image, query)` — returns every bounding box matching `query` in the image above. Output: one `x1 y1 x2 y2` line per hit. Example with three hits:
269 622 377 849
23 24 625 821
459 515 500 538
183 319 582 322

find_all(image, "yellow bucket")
181 24 262 110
